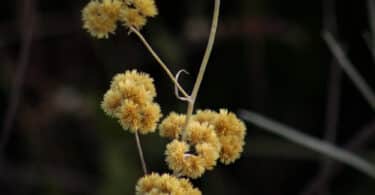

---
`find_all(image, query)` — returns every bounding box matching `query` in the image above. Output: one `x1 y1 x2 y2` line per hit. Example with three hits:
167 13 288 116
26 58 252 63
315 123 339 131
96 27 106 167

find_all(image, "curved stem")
182 0 221 138
130 27 189 98
134 131 147 175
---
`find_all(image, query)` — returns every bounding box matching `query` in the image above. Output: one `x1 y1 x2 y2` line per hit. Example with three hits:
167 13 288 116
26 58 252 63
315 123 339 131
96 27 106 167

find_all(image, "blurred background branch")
0 0 36 156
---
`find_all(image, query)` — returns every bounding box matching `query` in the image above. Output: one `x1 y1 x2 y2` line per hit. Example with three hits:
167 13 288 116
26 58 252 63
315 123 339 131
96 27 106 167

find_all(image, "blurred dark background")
0 0 374 194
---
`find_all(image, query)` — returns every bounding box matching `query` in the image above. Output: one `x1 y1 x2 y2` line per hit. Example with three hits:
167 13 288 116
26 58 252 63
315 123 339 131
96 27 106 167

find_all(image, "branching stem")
130 0 220 173
182 0 221 139
130 27 189 98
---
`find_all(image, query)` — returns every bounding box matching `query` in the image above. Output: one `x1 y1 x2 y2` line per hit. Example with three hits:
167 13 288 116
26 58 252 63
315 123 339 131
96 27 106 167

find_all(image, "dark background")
0 0 374 194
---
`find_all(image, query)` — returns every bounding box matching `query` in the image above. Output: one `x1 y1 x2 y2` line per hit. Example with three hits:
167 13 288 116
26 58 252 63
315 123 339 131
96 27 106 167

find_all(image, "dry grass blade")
239 110 375 179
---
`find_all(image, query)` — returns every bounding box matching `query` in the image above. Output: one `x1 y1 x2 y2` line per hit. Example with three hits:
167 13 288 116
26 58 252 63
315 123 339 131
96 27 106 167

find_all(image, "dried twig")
239 110 375 179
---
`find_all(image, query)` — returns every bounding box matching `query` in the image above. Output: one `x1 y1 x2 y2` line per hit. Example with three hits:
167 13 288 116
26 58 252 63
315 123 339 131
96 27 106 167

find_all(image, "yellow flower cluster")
89 0 244 193
136 173 201 195
161 109 246 178
82 0 158 39
165 139 219 179
194 109 247 164
213 109 247 164
101 69 162 134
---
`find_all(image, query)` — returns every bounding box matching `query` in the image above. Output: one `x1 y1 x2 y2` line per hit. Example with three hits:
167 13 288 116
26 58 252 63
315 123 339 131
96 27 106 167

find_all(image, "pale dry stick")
323 32 375 110
239 110 375 179
129 27 189 98
182 0 221 139
134 131 147 175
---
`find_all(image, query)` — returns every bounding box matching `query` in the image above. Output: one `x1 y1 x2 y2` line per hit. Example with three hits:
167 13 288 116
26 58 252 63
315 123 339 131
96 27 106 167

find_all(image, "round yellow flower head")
185 121 220 170
137 102 162 133
165 140 204 178
101 89 123 117
120 8 147 30
185 121 221 151
120 0 158 29
161 112 223 176
82 0 158 38
195 143 219 170
82 0 122 39
178 178 202 195
116 100 161 134
136 173 201 195
165 139 219 179
214 109 247 164
192 109 247 164
111 69 156 100
101 69 161 134
219 135 245 164
102 70 156 116
193 109 218 124
159 112 186 139
133 0 158 17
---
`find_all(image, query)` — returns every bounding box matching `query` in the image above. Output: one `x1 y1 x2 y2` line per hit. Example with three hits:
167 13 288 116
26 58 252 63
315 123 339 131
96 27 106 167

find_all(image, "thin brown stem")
130 27 189 98
134 131 147 175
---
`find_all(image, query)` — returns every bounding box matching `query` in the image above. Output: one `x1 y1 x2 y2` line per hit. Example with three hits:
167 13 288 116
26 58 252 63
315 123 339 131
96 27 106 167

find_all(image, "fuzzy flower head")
165 139 219 178
110 69 156 104
133 0 158 17
136 173 201 195
165 140 205 179
82 0 122 39
82 0 158 38
120 0 158 29
185 121 221 170
102 69 156 116
160 109 247 166
212 109 247 164
120 8 147 30
185 121 221 151
111 69 156 98
193 109 247 164
116 100 161 134
101 69 161 134
193 109 218 124
159 112 186 139
160 113 222 177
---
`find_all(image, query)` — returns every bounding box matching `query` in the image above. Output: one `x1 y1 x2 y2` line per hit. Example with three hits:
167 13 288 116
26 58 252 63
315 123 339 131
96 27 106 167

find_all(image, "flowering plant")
81 0 246 194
